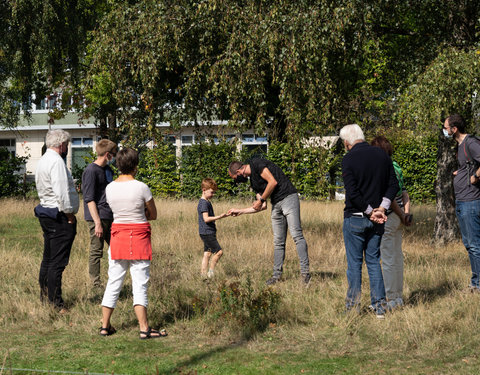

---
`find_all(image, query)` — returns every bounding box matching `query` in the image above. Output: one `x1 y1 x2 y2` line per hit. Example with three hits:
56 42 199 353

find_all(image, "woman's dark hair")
116 147 139 175
371 135 393 157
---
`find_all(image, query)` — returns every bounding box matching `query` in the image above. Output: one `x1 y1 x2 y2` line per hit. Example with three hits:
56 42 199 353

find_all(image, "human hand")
66 213 76 224
252 199 263 211
453 170 458 176
471 175 480 184
228 208 241 217
403 213 413 227
370 209 387 224
94 222 103 237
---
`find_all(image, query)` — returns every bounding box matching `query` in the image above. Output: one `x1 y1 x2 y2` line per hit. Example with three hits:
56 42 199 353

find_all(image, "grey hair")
339 124 365 145
45 129 71 148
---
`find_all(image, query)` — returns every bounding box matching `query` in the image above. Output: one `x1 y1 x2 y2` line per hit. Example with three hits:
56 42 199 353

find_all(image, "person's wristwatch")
260 197 266 203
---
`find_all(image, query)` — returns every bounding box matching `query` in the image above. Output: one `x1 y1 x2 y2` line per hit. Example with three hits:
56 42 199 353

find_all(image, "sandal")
139 327 168 340
99 326 116 336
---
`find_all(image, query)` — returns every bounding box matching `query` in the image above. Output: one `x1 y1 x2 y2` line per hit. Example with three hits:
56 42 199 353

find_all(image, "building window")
181 135 193 145
0 139 16 158
72 137 93 147
242 134 255 143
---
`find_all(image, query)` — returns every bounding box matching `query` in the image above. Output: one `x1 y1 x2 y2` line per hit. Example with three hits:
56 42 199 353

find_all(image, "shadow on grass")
406 280 460 306
161 340 247 375
311 271 339 281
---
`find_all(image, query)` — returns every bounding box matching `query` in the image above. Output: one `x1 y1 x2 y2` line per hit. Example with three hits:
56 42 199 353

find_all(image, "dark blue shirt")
342 142 399 218
82 163 114 221
197 198 216 235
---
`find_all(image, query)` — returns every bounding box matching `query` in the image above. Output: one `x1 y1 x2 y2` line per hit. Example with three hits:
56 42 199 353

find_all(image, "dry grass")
1 197 480 373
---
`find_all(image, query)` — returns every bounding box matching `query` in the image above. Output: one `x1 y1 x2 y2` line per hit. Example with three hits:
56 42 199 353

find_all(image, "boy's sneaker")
301 273 311 286
265 276 280 286
207 270 214 279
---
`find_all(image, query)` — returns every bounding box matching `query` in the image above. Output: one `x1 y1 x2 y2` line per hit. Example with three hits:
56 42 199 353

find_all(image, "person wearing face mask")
227 158 311 286
81 139 118 289
444 114 480 293
34 129 79 312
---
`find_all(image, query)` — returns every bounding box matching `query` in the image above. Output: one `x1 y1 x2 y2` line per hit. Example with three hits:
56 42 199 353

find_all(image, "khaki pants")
87 219 112 286
380 213 404 300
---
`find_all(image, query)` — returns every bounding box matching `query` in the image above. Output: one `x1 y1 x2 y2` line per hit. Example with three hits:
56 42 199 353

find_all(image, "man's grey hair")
339 124 365 145
45 129 71 148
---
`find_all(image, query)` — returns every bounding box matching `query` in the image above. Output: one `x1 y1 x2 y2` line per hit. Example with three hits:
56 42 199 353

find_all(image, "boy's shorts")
200 234 222 254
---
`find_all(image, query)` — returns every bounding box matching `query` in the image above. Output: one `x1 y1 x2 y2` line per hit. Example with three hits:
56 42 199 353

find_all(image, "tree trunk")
108 112 117 142
433 129 459 244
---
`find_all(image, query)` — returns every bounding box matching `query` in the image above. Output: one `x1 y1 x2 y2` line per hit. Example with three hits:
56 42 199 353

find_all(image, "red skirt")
110 222 152 260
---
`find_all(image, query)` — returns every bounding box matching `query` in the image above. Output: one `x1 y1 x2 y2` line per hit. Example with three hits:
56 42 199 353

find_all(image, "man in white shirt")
35 129 79 311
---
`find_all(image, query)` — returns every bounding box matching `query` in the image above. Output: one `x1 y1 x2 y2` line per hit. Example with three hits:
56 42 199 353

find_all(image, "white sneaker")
207 270 214 279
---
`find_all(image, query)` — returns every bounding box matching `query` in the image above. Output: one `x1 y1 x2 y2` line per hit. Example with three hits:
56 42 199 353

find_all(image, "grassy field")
1 198 479 374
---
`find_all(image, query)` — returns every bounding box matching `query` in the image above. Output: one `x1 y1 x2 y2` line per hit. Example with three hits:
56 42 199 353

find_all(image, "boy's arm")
202 211 229 223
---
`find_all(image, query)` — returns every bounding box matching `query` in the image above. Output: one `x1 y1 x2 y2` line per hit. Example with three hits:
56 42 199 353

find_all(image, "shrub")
137 143 180 197
0 147 30 197
215 277 281 339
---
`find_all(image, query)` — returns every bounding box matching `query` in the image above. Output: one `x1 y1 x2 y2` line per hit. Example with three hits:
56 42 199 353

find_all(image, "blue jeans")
271 193 309 277
343 216 386 309
456 199 480 288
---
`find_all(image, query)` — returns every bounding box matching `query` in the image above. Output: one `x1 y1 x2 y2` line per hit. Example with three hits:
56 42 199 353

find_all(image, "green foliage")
0 148 29 197
267 140 340 199
179 141 246 199
137 143 180 198
387 133 438 203
216 277 281 339
399 47 480 132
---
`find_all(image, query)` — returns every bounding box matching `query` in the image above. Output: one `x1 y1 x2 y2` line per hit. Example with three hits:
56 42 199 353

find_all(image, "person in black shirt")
228 158 311 285
82 139 118 288
340 124 398 318
197 178 229 279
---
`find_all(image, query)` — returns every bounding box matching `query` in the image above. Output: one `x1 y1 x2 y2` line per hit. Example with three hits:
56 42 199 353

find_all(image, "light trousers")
380 212 404 300
101 249 150 308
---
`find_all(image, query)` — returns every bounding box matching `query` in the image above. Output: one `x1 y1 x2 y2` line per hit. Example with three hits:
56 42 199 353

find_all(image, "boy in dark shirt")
81 139 118 288
197 178 230 279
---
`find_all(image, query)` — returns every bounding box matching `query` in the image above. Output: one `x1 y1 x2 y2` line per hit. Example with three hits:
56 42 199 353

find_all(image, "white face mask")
443 128 452 138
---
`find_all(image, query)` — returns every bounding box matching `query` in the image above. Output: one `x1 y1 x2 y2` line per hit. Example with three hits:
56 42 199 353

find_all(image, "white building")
0 109 268 179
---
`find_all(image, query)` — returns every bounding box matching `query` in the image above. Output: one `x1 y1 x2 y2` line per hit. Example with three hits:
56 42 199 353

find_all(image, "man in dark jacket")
340 124 399 318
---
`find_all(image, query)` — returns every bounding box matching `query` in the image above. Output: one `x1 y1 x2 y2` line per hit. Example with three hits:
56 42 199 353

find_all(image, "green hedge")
0 147 30 197
72 134 438 202
390 135 437 203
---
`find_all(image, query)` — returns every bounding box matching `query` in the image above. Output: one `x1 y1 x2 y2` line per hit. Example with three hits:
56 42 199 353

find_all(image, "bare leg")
201 252 212 275
134 304 149 332
101 306 114 333
209 250 223 271
135 304 163 338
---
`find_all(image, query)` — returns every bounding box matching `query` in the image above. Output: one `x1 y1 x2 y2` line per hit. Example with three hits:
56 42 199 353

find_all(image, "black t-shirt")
249 158 297 204
197 198 216 235
82 163 114 221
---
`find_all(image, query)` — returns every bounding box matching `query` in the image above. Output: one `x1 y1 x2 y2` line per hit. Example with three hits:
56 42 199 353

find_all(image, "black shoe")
302 273 311 286
265 276 280 286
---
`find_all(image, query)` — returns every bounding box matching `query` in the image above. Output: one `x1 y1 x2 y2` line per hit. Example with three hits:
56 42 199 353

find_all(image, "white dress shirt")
35 149 79 214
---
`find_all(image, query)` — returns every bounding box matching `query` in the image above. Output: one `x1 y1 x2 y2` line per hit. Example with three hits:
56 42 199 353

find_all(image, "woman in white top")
99 147 166 339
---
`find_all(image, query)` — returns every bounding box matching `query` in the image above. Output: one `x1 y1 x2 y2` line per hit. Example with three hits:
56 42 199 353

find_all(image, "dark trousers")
38 214 77 308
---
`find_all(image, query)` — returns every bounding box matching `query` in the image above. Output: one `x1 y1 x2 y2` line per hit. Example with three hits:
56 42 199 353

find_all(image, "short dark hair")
228 161 243 174
371 136 393 157
446 114 466 133
116 147 139 175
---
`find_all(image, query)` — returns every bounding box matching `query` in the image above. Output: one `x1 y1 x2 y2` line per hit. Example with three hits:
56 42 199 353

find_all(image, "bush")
0 147 30 197
137 143 180 197
390 134 437 203
215 277 281 339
